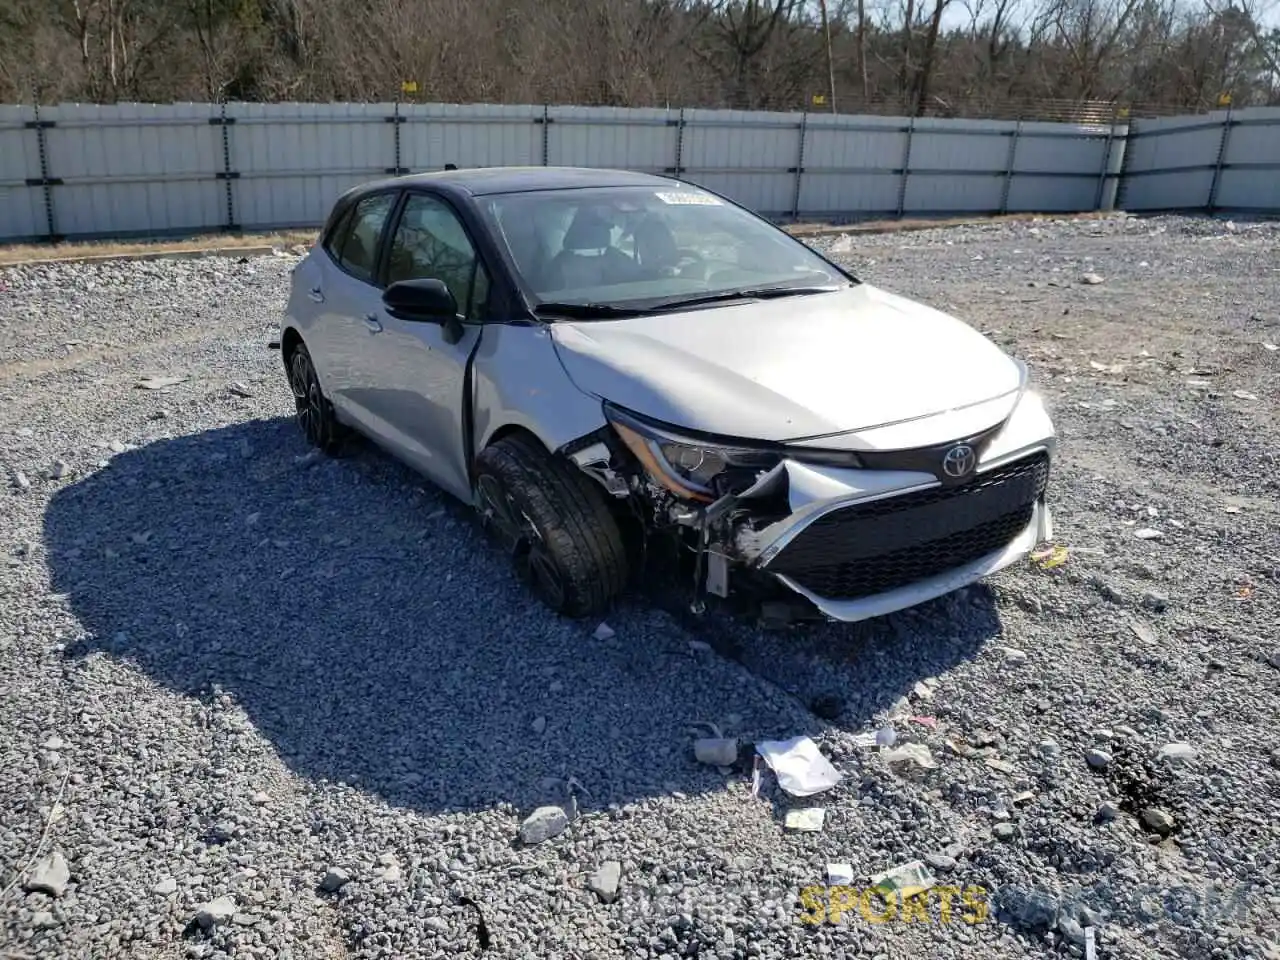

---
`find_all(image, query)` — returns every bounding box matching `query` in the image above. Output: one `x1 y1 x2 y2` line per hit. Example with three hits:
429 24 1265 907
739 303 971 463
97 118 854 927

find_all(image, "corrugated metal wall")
1 101 1276 243
1119 106 1280 212
0 105 48 240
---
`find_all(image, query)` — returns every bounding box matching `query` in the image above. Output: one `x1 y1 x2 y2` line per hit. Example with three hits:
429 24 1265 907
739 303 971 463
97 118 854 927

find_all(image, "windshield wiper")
532 301 649 319
647 285 846 311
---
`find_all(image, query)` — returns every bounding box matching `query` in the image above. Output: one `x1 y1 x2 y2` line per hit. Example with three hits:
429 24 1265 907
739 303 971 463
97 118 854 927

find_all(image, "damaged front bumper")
581 390 1057 624
764 490 1051 622
719 446 1054 623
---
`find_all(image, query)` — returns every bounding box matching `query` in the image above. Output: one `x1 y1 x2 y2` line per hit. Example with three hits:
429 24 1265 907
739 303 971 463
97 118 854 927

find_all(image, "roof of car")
358 166 681 198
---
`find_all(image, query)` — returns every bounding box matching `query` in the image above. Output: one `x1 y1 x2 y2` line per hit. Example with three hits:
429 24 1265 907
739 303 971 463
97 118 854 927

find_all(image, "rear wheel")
287 342 344 454
473 434 629 618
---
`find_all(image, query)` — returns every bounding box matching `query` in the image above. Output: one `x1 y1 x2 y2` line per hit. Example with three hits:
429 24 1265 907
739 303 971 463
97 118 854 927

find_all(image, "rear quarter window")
322 204 354 261
326 192 397 284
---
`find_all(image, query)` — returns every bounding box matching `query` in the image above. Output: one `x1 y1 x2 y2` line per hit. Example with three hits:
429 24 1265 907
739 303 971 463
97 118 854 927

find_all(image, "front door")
361 191 492 502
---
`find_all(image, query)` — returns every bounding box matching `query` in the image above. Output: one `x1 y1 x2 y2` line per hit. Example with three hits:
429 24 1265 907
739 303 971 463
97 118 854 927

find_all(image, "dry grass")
0 211 1128 266
0 229 318 266
785 209 1124 237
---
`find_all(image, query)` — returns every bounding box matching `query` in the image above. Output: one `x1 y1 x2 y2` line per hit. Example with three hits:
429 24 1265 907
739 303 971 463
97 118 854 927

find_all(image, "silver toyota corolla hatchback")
278 167 1056 623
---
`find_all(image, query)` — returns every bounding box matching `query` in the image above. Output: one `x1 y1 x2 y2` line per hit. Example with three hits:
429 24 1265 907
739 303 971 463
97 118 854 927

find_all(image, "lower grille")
765 452 1049 601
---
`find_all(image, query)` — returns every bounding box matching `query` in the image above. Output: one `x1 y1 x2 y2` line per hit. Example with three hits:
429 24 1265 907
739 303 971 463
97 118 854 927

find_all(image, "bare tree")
1 0 1277 111
1045 0 1143 98
704 0 800 106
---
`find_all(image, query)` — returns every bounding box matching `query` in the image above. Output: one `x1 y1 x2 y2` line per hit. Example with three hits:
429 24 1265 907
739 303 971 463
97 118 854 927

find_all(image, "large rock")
589 861 622 903
1086 749 1112 770
320 866 351 892
195 895 236 930
23 851 70 897
996 886 1060 931
693 738 737 766
153 877 178 896
519 806 569 845
1142 807 1175 834
1157 742 1195 763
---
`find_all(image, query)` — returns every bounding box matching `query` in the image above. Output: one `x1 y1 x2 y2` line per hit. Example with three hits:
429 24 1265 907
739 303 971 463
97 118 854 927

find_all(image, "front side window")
336 192 395 283
387 193 487 319
479 184 851 311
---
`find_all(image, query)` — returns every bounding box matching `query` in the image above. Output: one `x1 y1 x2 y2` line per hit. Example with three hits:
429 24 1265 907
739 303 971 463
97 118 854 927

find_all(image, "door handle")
308 286 324 303
363 314 383 334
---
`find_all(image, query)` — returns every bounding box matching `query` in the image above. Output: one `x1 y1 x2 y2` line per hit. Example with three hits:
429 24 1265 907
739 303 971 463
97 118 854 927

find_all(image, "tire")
473 433 629 618
287 342 345 454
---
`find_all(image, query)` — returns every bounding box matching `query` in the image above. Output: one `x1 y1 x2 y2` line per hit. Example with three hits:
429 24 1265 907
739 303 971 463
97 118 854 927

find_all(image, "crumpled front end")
724 390 1055 622
567 388 1057 624
730 451 1053 622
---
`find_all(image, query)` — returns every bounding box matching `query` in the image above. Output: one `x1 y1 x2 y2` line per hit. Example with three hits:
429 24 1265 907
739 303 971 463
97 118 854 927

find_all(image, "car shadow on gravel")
42 416 1002 816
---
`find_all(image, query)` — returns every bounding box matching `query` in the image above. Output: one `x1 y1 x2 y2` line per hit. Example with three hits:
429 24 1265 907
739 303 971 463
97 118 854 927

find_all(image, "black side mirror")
382 278 467 345
383 278 458 321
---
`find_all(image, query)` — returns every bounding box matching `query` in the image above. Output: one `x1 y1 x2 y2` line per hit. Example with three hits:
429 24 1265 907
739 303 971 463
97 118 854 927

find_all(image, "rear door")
359 190 491 501
307 189 399 430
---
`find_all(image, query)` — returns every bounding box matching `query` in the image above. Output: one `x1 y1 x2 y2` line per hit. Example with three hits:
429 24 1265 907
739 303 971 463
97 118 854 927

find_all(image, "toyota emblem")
941 443 977 479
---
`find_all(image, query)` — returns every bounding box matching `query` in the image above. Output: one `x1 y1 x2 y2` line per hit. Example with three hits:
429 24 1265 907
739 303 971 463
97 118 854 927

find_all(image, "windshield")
478 184 853 312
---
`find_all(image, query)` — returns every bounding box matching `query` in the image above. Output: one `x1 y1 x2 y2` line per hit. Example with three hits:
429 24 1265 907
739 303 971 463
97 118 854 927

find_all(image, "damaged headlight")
605 404 781 502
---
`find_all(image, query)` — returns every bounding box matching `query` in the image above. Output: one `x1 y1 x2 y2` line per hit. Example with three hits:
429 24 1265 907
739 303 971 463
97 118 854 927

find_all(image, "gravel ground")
2 212 1278 960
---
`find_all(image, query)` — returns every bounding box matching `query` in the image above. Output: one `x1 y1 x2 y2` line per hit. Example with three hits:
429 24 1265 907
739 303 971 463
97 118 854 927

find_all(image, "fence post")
25 101 60 242
666 107 686 179
791 110 807 219
1207 104 1233 213
999 116 1022 215
210 99 239 232
1093 109 1121 212
895 116 915 219
1113 111 1136 212
385 98 408 175
675 107 685 177
538 104 551 166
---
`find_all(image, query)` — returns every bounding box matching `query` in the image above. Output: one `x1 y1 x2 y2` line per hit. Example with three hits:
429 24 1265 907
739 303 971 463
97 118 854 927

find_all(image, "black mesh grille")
766 452 1049 601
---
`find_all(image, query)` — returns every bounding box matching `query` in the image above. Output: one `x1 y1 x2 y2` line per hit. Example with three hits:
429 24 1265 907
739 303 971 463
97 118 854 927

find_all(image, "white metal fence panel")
402 103 542 171
232 102 395 230
43 103 224 237
0 105 45 240
1121 108 1280 213
0 100 1274 243
680 109 800 215
799 114 904 215
905 118 1008 214
1006 120 1118 212
1214 107 1280 212
546 106 678 174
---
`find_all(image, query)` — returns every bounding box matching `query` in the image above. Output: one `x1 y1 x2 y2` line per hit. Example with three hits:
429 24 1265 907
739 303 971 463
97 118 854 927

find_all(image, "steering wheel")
673 249 710 281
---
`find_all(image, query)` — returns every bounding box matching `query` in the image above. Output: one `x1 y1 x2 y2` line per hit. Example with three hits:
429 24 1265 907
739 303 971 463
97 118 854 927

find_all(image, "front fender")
470 323 607 456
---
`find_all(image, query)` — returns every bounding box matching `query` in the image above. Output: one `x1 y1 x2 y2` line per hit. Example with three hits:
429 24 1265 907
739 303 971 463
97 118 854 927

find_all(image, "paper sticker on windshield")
655 191 721 205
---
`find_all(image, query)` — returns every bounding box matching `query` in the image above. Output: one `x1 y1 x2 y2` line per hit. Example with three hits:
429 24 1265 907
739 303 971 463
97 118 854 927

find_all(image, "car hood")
548 284 1023 444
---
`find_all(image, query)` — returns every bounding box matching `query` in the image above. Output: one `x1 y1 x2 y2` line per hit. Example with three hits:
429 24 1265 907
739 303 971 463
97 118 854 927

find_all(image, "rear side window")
321 204 354 260
331 192 396 283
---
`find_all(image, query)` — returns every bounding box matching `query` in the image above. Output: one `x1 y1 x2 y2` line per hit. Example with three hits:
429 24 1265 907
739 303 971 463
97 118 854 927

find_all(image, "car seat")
544 208 625 291
633 216 681 274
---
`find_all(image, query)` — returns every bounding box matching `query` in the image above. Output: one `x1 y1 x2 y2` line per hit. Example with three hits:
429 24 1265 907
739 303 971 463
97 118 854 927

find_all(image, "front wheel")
473 434 629 618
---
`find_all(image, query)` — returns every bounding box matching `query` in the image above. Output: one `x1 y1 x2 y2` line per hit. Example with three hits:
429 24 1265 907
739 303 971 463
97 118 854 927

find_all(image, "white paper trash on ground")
784 807 826 832
755 736 841 797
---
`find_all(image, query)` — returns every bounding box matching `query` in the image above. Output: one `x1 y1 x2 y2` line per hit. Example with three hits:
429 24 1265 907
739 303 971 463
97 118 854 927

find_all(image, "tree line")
1 0 1277 117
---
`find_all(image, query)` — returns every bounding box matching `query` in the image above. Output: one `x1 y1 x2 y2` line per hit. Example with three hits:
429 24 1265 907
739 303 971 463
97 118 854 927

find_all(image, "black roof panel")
359 166 680 198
